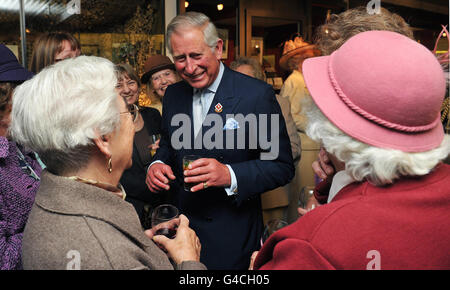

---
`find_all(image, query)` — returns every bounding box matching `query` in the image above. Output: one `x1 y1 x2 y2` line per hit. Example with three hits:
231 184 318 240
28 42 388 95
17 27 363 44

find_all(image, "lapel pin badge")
214 103 223 113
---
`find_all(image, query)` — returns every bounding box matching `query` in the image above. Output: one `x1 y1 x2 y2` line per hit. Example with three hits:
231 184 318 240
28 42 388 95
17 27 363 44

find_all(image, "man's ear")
93 134 112 159
215 38 224 60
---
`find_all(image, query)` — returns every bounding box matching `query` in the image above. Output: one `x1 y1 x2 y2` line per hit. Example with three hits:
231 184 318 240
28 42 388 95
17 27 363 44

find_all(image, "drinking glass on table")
260 219 288 247
182 155 201 191
149 134 161 157
151 204 179 239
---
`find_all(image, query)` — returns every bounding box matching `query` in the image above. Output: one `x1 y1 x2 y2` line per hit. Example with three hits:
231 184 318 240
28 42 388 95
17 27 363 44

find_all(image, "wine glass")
298 186 316 211
151 204 179 239
260 219 288 247
149 134 161 157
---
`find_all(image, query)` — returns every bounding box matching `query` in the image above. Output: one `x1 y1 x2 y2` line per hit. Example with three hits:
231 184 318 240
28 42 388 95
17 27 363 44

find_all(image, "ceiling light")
0 0 74 22
217 3 224 11
0 0 64 16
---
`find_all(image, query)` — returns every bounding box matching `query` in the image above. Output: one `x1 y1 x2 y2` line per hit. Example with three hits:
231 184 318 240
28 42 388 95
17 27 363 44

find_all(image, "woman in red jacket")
253 30 450 270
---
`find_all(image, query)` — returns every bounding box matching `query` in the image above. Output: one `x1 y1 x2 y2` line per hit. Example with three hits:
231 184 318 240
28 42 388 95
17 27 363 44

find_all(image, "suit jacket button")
205 217 213 222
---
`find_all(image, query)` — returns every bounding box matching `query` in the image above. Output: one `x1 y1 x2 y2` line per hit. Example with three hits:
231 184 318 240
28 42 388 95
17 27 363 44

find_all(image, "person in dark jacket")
115 63 177 228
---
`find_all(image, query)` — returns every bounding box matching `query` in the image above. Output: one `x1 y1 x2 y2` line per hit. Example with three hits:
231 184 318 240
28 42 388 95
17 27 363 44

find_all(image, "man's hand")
146 163 176 192
183 158 231 192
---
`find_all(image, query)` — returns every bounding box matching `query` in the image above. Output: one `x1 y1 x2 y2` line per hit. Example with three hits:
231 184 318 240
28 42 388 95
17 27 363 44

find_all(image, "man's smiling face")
170 27 223 90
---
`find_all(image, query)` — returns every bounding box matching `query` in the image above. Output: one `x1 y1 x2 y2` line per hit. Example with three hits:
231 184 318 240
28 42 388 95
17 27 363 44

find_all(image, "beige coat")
22 171 206 270
260 95 302 220
279 69 320 151
276 94 301 166
279 70 321 222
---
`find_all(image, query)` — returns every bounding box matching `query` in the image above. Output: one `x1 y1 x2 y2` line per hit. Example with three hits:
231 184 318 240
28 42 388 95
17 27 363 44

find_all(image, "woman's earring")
107 157 113 173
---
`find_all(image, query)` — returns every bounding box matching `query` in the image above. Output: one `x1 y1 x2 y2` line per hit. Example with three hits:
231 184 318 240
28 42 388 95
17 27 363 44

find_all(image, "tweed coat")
22 171 206 270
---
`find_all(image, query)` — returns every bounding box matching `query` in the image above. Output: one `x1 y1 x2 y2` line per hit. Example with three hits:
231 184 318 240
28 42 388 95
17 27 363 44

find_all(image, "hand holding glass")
151 204 179 239
182 155 201 191
149 134 161 157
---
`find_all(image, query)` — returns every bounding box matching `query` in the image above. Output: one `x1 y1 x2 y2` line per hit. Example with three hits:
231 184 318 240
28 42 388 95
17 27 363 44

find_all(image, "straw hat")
279 36 320 71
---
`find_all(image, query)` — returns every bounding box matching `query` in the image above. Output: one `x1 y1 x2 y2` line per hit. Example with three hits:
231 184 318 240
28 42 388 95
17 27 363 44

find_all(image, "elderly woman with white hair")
252 31 450 269
10 56 205 270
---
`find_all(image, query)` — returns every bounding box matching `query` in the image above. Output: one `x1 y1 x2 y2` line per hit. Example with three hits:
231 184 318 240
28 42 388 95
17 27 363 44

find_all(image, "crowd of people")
0 7 449 270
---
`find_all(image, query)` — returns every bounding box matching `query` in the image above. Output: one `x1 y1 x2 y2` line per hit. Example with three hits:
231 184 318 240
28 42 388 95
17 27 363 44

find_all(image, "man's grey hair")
303 97 450 186
10 55 120 175
230 57 265 81
167 11 219 54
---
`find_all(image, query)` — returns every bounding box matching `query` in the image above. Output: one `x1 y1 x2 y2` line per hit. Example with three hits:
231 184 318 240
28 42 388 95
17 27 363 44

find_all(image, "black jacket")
120 107 168 227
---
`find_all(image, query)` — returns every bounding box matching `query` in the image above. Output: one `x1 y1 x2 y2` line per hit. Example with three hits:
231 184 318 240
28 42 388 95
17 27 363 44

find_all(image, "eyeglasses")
120 104 139 122
115 80 138 90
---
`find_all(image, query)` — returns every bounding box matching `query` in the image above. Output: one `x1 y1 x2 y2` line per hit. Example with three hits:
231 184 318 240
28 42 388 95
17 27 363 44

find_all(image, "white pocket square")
223 118 240 130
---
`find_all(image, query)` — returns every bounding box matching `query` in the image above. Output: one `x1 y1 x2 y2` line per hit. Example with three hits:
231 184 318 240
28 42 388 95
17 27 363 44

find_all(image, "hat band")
327 55 439 133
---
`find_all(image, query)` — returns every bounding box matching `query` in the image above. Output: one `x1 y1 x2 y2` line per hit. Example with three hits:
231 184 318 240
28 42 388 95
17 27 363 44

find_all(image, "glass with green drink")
183 155 201 191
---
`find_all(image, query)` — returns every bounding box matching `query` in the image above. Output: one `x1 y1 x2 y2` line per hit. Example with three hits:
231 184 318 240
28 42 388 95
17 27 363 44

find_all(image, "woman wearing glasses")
0 45 40 270
12 56 205 270
115 63 170 228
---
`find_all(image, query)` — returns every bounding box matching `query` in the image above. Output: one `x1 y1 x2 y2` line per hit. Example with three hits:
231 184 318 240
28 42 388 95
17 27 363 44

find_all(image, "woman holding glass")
12 56 204 270
115 63 166 227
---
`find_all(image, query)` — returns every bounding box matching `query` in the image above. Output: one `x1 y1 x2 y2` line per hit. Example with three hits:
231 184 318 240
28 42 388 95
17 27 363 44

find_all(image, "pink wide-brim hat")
303 31 446 152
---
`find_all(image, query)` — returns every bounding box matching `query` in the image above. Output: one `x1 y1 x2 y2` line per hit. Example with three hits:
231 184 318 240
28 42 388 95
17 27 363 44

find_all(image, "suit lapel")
198 66 241 154
208 66 240 118
189 66 241 149
177 80 194 117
